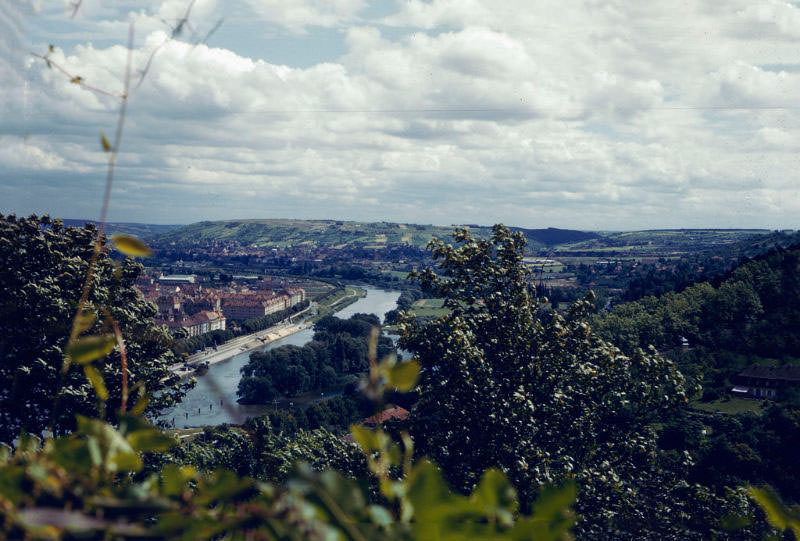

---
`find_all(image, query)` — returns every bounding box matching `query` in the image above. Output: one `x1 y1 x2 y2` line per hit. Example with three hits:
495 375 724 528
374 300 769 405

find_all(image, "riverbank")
164 287 402 428
310 286 365 321
169 321 309 379
169 287 367 379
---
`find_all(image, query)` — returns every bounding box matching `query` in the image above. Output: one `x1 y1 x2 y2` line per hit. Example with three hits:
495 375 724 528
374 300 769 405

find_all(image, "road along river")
162 287 401 428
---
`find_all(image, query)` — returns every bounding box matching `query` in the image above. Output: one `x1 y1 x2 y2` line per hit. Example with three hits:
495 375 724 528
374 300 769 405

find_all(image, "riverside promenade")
167 289 361 379
168 321 309 379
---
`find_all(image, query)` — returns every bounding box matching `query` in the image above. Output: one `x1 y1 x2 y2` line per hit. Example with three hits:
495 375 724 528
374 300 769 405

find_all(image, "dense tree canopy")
594 246 800 399
237 313 395 404
0 214 190 442
399 225 767 539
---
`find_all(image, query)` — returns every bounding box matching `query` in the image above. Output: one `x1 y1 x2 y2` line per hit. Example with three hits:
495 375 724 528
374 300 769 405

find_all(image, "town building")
220 298 271 320
731 366 800 399
362 406 410 428
158 274 196 284
287 288 306 305
183 292 222 315
159 310 226 338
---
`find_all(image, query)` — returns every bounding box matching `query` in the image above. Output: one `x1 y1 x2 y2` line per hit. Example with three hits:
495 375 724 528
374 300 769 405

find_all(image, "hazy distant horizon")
2 208 793 231
15 215 781 234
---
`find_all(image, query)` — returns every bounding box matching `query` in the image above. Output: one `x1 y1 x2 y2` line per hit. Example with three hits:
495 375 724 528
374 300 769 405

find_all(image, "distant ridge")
460 224 602 246
157 219 608 249
635 228 772 232
510 226 602 246
155 218 474 249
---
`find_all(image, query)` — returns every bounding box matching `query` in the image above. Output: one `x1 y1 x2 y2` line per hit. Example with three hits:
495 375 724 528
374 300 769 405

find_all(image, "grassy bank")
311 286 366 322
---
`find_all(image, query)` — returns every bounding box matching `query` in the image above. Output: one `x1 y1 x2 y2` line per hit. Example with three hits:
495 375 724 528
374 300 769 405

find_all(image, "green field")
312 286 366 321
556 229 773 256
690 398 766 416
382 270 411 280
525 262 565 273
410 298 449 319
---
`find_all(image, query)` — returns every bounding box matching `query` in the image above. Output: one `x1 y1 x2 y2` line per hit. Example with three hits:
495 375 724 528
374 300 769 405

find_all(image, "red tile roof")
362 406 410 427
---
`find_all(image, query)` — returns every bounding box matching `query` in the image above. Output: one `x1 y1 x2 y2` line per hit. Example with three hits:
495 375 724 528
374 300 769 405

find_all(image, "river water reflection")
163 287 401 428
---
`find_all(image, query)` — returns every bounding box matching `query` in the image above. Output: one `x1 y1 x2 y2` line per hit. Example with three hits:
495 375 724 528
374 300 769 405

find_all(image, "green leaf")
0 466 27 503
84 365 108 401
407 460 470 540
470 468 518 526
0 443 11 465
74 310 96 334
100 132 112 152
129 391 149 416
67 334 115 364
367 505 393 527
16 432 41 456
749 485 800 537
127 429 176 453
350 425 379 454
111 234 152 257
162 464 196 497
518 481 576 540
195 470 255 506
76 416 142 472
387 360 419 392
50 438 93 475
407 460 575 541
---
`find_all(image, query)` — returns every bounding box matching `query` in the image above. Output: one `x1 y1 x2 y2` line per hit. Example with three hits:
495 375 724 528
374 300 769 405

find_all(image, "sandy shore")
169 322 309 379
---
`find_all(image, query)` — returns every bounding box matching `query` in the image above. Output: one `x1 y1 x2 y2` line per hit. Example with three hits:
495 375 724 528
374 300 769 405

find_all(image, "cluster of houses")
136 274 305 338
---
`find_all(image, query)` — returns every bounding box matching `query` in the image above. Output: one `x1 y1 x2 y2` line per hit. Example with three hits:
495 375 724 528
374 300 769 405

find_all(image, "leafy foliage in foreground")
0 214 190 443
748 485 800 538
0 400 575 539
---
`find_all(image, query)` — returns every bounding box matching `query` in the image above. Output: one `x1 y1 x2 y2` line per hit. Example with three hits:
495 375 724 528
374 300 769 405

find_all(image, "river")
163 287 401 428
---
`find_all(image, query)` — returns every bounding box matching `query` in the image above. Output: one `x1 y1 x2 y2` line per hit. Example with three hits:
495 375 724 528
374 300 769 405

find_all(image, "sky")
1 0 800 230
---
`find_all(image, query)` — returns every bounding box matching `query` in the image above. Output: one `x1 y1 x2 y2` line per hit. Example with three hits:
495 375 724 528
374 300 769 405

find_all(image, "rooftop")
362 406 410 427
738 365 800 382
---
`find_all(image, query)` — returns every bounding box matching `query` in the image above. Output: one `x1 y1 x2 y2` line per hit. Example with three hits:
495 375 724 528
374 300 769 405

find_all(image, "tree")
0 214 190 442
399 225 760 538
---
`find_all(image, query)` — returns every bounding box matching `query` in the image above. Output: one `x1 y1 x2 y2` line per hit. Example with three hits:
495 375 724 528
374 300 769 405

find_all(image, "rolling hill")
63 219 181 239
510 226 602 246
156 219 492 249
154 219 610 250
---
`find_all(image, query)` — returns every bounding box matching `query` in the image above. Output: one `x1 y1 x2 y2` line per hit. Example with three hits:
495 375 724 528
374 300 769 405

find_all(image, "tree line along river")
163 287 401 428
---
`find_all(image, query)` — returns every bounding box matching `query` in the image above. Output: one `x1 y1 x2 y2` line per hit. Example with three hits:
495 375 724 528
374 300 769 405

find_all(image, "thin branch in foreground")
47 21 136 433
69 0 82 18
111 318 129 414
69 21 135 342
197 18 224 45
30 52 122 99
32 0 218 428
136 7 223 90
